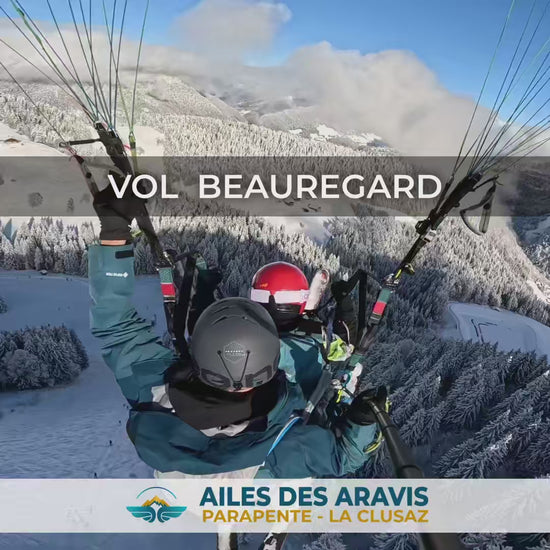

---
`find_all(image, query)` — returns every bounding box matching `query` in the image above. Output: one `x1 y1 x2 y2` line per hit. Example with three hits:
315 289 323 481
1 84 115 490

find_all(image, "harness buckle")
422 229 437 243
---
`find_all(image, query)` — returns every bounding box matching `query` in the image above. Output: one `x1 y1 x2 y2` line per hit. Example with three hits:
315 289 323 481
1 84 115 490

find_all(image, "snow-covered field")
0 121 169 219
0 271 164 479
441 302 550 359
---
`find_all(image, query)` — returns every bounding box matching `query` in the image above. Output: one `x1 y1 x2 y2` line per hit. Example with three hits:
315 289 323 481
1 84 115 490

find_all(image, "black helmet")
190 297 280 391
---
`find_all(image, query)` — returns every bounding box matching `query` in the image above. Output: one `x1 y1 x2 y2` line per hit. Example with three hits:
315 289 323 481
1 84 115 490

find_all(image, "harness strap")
294 317 324 335
330 269 376 348
158 265 178 350
173 253 199 358
355 271 368 345
368 286 392 326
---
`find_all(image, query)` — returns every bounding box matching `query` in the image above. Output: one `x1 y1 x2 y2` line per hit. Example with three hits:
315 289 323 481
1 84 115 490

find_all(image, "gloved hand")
92 172 147 242
346 386 389 426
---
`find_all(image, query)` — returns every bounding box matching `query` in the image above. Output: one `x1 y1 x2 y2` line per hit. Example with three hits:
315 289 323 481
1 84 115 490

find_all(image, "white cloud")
0 18 203 85
281 42 489 155
175 0 291 62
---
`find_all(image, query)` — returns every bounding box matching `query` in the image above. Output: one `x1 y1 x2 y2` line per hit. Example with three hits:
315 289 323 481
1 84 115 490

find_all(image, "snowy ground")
263 215 332 244
0 122 166 219
0 271 161 479
441 302 550 359
0 122 94 217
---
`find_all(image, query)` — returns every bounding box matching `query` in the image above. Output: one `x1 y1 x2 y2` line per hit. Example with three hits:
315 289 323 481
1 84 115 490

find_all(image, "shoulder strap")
171 252 223 358
172 253 200 358
329 269 373 347
157 264 178 350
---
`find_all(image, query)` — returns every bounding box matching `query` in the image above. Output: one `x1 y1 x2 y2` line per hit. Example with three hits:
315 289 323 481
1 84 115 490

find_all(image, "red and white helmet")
250 262 310 328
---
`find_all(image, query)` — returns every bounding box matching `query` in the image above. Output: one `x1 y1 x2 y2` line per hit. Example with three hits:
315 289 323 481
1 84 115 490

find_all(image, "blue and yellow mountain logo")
127 486 187 524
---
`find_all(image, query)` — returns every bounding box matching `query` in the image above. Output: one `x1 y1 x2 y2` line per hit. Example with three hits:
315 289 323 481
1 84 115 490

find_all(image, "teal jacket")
89 244 377 477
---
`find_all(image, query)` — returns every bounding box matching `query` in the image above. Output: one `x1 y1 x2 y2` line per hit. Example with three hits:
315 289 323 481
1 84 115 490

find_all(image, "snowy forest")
514 217 550 280
527 233 550 277
0 90 383 158
1 213 548 324
0 326 89 390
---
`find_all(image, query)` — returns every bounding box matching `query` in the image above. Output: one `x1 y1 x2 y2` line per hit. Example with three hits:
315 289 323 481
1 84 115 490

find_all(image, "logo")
127 486 187 524
222 341 247 363
106 272 129 278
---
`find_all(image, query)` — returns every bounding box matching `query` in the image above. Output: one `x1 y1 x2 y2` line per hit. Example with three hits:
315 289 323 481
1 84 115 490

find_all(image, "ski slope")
441 302 550 359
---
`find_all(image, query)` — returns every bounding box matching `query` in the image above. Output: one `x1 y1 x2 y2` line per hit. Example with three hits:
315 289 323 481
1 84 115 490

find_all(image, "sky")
6 0 530 100
173 0 537 98
248 0 515 97
160 0 530 100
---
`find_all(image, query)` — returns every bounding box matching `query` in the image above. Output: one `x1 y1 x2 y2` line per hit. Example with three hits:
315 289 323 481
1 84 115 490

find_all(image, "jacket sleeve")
266 419 378 479
89 244 174 401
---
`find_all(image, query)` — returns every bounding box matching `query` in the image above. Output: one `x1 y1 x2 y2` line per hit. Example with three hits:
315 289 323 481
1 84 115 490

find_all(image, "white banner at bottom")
0 479 549 533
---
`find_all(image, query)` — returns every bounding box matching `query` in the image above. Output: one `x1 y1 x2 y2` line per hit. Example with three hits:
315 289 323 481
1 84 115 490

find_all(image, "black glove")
92 172 147 242
346 386 388 426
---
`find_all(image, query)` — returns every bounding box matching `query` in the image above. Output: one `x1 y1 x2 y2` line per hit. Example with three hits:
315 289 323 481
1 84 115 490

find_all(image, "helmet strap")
216 349 251 391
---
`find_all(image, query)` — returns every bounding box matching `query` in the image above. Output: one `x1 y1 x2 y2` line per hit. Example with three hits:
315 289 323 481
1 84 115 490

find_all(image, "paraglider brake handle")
459 176 499 236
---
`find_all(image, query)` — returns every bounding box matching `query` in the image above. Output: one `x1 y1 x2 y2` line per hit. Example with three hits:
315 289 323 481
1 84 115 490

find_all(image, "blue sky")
146 0 527 99
7 0 541 101
270 0 515 97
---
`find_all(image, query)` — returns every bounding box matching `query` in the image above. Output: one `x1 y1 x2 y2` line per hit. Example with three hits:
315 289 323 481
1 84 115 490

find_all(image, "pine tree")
400 404 444 447
515 423 550 477
508 352 544 387
461 533 512 549
435 410 511 475
69 328 89 370
371 533 418 550
526 537 550 549
303 533 347 550
0 326 88 390
445 433 512 478
443 364 504 430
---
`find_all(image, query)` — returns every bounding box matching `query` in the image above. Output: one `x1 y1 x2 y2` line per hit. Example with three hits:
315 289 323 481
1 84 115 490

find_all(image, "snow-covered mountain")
514 216 550 282
0 74 392 157
296 123 387 151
